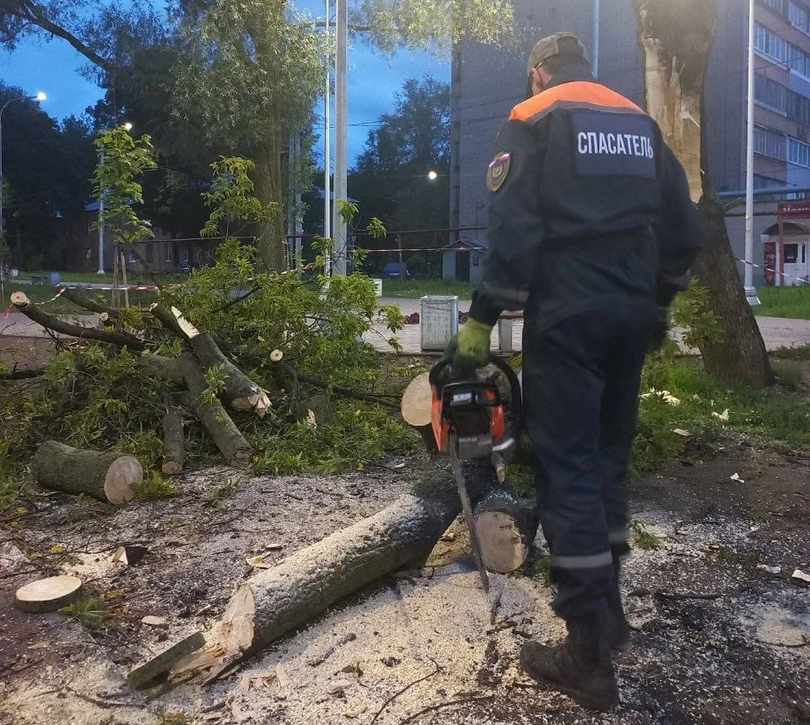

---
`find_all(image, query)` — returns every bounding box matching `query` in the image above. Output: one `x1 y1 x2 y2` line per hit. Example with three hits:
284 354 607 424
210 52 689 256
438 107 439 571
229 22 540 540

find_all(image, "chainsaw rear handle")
429 354 523 441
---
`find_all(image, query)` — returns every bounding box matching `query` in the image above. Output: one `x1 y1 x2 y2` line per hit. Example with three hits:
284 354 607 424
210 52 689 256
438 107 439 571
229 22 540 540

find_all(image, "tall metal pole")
324 0 332 276
332 0 348 276
744 0 760 305
592 0 600 79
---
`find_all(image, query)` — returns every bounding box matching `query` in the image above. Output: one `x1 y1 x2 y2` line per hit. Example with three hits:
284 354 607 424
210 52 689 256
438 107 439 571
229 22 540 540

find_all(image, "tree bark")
139 353 184 385
252 138 287 272
633 0 773 388
30 441 142 504
162 405 185 475
178 352 252 467
10 292 145 350
189 332 271 416
168 457 495 681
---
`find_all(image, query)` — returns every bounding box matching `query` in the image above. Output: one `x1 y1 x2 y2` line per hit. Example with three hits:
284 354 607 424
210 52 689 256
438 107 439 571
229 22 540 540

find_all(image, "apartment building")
449 0 810 285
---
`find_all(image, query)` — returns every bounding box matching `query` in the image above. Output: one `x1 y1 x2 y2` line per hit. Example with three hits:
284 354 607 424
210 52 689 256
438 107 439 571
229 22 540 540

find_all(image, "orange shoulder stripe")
509 82 643 122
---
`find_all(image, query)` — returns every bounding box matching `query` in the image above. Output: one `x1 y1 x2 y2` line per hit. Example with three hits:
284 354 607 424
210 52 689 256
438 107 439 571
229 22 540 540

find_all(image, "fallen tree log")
31 441 142 504
168 458 495 682
474 483 539 573
400 372 438 453
189 332 271 416
162 405 185 475
139 353 184 385
0 368 44 380
179 352 252 467
10 292 145 350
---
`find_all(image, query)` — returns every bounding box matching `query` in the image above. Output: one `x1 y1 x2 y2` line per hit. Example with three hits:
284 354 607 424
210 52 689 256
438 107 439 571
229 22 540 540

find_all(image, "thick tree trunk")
169 458 495 681
694 189 774 386
31 441 142 504
179 352 252 467
138 353 184 385
633 0 773 388
252 138 287 272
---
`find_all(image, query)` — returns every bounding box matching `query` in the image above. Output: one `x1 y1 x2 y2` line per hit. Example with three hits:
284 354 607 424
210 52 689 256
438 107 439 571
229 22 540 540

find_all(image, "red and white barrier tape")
736 257 810 286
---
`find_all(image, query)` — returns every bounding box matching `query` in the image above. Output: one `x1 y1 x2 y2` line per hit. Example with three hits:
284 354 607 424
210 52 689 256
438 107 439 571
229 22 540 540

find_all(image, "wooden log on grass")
10 292 145 350
168 458 496 682
162 405 185 475
179 352 252 467
31 441 142 504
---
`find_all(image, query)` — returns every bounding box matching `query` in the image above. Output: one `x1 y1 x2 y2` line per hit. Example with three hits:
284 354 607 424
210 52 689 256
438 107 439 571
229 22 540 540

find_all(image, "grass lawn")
755 285 810 319
381 278 475 299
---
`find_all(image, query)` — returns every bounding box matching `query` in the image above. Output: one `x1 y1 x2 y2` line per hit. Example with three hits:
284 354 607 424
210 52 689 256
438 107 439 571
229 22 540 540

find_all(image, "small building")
761 206 810 286
441 239 487 284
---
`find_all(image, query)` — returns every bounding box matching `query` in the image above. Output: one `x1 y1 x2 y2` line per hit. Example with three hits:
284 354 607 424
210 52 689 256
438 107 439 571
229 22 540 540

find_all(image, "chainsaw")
428 355 523 593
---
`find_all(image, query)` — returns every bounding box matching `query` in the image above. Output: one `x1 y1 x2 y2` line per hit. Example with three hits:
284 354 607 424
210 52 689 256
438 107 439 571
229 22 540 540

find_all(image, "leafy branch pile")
0 156 417 498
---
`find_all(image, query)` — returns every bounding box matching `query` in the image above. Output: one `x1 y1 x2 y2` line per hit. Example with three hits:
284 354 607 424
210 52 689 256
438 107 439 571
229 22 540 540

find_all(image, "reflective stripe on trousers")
523 302 655 619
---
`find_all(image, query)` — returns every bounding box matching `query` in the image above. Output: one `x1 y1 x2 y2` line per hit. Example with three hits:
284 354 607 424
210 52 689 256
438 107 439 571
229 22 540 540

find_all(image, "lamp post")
97 121 132 275
744 0 760 306
0 92 46 276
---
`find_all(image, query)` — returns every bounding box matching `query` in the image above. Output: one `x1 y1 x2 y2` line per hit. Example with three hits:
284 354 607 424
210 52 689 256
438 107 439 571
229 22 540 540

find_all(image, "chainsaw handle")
429 354 523 441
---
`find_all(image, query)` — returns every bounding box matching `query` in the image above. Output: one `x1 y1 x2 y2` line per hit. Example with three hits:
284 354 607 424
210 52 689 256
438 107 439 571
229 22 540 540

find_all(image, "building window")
787 89 810 123
789 0 810 32
760 0 786 13
784 243 799 263
754 125 787 159
788 137 810 166
755 24 789 64
164 244 172 263
145 243 154 263
755 74 788 112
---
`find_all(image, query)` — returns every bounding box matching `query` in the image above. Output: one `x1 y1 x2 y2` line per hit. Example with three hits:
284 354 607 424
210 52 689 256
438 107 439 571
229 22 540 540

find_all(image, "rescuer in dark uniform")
445 33 705 710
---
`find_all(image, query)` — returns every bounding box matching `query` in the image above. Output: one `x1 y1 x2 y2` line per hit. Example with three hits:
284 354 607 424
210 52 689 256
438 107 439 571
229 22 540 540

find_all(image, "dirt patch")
0 439 808 725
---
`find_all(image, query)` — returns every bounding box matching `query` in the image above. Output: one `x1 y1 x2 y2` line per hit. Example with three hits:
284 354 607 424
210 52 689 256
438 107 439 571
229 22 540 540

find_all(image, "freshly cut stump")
31 441 142 504
15 575 83 613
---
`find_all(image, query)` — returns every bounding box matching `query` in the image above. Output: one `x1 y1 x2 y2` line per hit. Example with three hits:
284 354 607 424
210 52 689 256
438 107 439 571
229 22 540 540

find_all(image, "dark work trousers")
522 301 655 619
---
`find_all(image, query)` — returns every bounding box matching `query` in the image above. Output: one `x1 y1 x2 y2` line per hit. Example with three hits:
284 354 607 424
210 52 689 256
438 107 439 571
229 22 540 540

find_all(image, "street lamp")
97 121 132 274
0 91 46 273
427 170 438 181
744 0 760 306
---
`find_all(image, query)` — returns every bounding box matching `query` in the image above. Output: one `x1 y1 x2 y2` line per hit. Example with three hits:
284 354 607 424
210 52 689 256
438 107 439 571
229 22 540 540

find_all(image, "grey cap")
526 32 589 76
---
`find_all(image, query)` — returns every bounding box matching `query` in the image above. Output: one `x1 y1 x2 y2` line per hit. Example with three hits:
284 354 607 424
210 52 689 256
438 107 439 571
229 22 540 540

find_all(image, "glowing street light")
427 170 438 181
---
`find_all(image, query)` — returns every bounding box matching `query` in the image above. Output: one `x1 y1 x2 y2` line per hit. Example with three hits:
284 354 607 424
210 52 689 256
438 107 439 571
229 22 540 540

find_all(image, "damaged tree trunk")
10 292 145 350
30 441 142 504
179 352 252 467
169 458 495 681
633 0 773 388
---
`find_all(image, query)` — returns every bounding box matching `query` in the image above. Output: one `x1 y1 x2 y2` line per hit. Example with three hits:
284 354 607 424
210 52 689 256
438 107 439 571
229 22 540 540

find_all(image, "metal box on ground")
420 295 458 351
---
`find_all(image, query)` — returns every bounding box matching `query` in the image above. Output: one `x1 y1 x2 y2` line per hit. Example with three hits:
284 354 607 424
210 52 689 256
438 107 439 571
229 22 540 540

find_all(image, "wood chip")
142 616 168 627
343 703 368 718
791 569 810 586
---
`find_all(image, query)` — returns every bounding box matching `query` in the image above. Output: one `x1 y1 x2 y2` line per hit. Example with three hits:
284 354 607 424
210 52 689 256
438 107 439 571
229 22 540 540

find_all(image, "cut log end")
161 461 183 476
10 291 30 309
400 372 432 427
476 511 530 573
103 455 142 504
15 575 83 613
270 349 284 363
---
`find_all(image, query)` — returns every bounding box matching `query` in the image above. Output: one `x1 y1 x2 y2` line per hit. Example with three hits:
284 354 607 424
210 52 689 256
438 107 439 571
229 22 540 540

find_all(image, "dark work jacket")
469 64 705 329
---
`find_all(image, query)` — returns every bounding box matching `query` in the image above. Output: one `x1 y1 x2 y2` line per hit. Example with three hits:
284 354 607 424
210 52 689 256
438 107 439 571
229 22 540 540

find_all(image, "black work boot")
520 612 620 711
606 561 631 651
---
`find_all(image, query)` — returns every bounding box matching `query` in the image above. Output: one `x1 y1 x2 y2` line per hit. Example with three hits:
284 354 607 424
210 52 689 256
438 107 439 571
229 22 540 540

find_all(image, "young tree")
633 0 773 388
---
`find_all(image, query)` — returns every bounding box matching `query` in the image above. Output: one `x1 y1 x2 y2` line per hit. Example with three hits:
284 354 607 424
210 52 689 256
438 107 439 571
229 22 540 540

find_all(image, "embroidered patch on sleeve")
486 152 511 192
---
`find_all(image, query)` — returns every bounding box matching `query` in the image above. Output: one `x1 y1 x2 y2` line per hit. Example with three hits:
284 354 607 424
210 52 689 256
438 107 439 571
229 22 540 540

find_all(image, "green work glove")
648 306 671 352
444 318 493 377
